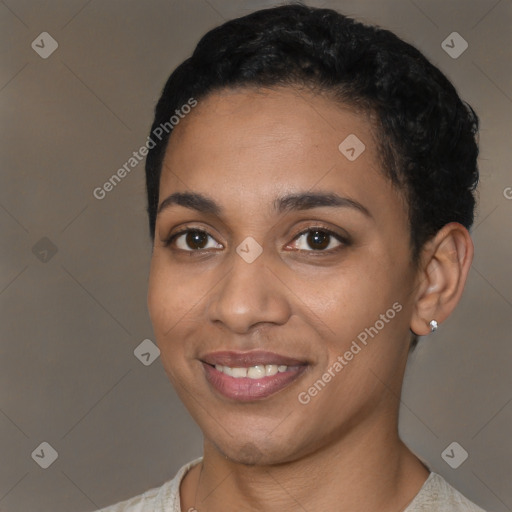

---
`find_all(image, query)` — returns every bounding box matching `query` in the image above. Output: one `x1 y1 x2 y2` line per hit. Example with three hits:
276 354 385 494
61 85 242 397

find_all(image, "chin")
211 435 304 467
230 442 267 465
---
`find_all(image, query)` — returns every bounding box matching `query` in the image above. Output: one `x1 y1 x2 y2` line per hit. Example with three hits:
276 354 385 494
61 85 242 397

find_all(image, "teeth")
214 364 288 378
247 365 265 379
232 367 247 378
265 364 278 376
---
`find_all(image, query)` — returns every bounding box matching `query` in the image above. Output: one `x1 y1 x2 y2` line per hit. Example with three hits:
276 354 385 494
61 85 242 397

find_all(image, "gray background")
1 0 511 511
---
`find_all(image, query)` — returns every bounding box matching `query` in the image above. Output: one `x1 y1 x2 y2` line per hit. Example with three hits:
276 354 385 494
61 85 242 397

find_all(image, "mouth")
200 351 309 402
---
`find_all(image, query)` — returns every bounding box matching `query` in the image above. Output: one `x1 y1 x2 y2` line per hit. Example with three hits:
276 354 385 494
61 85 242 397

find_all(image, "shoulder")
94 458 203 512
405 472 488 512
94 483 164 512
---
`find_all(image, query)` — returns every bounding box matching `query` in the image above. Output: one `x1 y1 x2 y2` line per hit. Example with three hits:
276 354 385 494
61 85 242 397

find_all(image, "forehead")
156 86 409 245
161 86 383 195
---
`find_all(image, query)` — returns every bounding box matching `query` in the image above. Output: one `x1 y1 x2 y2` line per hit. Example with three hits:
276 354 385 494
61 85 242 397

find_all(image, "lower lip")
202 363 307 401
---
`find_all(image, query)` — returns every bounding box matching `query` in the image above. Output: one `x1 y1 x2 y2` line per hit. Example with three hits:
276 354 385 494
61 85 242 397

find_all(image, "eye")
164 228 223 251
286 228 347 252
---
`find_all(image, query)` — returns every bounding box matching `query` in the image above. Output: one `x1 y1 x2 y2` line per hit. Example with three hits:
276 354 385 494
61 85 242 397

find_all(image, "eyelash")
162 225 349 254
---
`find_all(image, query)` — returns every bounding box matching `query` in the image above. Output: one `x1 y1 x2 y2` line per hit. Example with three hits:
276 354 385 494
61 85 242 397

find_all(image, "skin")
147 86 473 512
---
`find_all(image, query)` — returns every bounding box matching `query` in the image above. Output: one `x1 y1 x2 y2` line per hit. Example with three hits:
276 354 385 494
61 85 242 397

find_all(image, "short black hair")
145 3 479 262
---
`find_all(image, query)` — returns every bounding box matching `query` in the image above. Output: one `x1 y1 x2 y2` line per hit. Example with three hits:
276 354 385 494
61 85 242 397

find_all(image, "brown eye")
287 228 346 252
165 229 223 251
306 230 330 250
185 230 209 250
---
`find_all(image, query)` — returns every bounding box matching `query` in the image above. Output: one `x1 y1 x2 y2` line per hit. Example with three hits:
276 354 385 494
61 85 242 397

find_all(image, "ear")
410 222 474 336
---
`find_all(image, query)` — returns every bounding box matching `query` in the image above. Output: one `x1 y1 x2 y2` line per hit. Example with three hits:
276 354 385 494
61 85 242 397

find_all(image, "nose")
207 249 292 335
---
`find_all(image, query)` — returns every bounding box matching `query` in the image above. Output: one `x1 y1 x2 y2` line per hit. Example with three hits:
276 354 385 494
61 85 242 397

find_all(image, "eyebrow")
157 191 371 218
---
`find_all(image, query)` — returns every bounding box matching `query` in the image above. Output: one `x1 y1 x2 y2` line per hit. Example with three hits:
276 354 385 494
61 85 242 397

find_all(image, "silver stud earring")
429 320 438 333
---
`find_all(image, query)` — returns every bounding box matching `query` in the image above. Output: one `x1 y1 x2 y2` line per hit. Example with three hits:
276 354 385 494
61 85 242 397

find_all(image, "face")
148 86 418 465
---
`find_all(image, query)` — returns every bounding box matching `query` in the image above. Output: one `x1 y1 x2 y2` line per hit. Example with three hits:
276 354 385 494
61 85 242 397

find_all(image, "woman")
99 4 484 511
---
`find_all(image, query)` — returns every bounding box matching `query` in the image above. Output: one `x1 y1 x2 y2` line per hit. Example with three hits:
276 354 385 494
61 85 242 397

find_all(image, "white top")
95 458 487 512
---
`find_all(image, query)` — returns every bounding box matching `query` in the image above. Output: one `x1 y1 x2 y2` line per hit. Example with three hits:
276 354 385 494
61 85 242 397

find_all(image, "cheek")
296 260 383 326
147 256 199 349
147 263 171 334
147 268 194 385
297 252 408 355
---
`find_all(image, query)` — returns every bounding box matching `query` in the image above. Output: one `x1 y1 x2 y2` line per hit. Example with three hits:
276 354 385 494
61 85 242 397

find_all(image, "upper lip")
201 350 307 367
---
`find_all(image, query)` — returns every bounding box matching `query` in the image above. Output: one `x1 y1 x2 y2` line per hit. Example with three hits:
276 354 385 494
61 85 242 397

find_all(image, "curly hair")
145 3 479 263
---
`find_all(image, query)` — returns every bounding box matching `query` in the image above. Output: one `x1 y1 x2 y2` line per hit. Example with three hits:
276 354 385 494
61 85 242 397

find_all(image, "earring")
429 320 438 333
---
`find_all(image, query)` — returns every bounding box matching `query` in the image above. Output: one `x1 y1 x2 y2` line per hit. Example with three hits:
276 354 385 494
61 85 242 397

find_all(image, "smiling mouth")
213 364 291 378
200 352 308 401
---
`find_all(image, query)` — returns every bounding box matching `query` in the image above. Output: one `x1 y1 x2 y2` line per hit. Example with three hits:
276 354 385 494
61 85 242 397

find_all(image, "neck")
182 416 429 512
